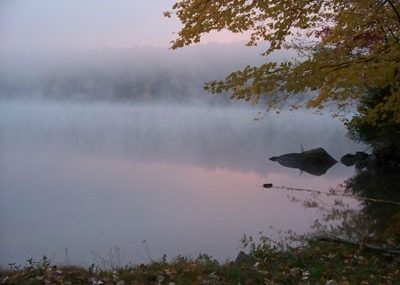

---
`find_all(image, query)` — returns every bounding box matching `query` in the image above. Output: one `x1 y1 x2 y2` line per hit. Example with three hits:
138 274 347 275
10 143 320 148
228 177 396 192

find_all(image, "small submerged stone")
340 151 371 169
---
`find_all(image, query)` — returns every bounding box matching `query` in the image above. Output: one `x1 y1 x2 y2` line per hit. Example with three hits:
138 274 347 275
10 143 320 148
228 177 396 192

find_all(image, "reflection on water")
0 100 360 265
345 166 400 241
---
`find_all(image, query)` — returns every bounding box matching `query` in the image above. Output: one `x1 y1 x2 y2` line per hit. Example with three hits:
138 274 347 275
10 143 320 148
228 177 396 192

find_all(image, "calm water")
0 100 360 266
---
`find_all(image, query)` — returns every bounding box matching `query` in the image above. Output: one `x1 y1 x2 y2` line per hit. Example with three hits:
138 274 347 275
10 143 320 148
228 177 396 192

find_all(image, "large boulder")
270 147 337 176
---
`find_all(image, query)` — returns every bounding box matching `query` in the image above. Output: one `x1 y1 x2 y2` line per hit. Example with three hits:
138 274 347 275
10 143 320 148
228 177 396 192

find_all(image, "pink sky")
0 0 247 51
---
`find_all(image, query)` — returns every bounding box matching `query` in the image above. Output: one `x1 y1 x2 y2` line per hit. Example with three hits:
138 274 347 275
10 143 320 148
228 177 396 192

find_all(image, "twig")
315 236 400 255
142 239 153 263
264 185 400 206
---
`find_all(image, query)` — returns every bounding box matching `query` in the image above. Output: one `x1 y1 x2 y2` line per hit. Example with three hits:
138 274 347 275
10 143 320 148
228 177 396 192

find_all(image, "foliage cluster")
2 240 400 285
348 87 400 164
167 0 400 124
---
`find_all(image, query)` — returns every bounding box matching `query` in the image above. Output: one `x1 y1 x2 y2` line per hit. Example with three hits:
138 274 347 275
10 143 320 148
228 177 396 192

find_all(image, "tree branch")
387 0 400 25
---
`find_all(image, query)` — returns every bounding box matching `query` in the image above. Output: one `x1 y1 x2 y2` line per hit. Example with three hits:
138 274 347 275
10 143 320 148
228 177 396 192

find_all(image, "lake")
0 100 361 266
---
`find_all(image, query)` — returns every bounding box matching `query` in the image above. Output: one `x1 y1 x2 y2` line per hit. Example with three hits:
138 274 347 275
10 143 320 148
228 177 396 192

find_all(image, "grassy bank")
1 239 399 285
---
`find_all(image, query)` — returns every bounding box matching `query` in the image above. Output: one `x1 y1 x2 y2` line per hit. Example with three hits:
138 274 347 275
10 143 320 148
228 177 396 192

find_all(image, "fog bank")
0 43 301 105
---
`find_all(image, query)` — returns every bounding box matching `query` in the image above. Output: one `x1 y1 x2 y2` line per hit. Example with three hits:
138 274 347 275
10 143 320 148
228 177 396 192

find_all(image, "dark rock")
269 147 337 176
341 154 356 166
355 151 369 160
234 251 252 264
341 152 372 169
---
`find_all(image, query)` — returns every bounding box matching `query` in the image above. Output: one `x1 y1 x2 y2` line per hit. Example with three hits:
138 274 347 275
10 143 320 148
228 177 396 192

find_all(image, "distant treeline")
0 44 271 104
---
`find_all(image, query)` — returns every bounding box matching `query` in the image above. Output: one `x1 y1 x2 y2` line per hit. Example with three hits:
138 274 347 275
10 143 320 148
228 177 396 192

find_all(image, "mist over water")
0 99 360 265
0 45 258 102
0 31 360 266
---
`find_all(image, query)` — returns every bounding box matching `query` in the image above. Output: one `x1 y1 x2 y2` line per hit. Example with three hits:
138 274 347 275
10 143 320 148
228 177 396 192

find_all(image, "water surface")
0 100 360 266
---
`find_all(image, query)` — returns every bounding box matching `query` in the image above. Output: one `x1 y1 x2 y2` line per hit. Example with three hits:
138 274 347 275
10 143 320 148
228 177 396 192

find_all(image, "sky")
0 0 245 51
